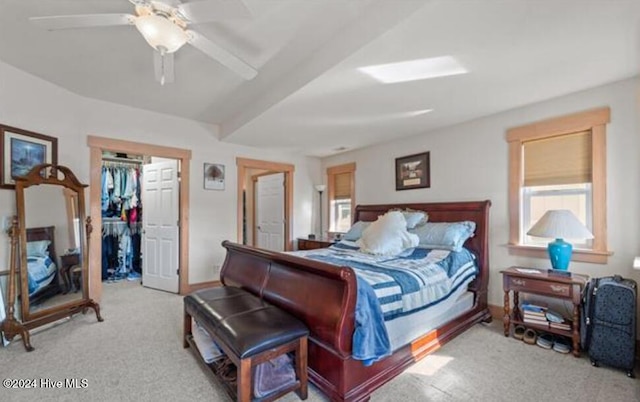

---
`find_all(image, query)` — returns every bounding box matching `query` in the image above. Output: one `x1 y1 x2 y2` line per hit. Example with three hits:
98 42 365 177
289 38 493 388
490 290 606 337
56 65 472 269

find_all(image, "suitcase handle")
613 275 623 282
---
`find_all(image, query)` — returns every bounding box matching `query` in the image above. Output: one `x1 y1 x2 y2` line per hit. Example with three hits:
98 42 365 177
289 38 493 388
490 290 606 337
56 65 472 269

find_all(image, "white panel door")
142 159 179 293
256 173 285 252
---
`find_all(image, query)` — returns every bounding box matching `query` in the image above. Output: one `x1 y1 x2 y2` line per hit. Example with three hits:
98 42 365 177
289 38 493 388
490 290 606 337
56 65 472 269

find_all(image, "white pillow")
388 208 428 229
401 211 428 229
27 240 51 258
357 211 419 256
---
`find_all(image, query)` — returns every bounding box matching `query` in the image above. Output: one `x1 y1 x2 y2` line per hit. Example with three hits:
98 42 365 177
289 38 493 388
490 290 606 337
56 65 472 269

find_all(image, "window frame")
327 162 356 235
506 107 611 264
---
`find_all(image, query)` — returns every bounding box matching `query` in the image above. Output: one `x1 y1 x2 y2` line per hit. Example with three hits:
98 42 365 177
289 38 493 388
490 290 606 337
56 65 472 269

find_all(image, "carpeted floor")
1 281 638 401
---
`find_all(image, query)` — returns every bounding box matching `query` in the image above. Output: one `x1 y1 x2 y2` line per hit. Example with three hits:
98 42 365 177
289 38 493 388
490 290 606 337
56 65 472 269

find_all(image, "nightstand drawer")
508 277 572 298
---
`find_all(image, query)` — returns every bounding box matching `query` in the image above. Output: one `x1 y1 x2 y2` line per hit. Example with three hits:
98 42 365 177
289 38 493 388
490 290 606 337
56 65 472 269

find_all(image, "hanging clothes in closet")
101 162 143 281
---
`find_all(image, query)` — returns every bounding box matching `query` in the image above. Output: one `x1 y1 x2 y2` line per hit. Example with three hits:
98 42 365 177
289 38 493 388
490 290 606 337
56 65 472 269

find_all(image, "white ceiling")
1 0 639 157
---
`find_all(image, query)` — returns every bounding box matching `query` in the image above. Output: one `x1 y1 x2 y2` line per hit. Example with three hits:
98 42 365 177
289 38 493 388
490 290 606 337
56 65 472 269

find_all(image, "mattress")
386 281 475 351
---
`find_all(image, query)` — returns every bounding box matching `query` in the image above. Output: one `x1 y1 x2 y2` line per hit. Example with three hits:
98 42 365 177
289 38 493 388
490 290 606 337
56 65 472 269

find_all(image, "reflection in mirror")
23 184 83 315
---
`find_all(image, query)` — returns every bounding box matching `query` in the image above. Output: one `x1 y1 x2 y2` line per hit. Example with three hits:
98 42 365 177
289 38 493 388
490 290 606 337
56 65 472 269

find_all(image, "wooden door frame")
237 158 294 251
87 135 192 301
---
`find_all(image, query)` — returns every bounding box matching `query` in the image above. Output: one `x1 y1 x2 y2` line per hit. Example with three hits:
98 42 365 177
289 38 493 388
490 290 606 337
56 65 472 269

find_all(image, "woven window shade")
523 131 592 187
334 172 352 200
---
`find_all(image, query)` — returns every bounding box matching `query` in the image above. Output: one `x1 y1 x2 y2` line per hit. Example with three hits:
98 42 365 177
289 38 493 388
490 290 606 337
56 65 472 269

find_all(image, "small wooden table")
59 253 80 293
297 237 336 251
501 267 588 357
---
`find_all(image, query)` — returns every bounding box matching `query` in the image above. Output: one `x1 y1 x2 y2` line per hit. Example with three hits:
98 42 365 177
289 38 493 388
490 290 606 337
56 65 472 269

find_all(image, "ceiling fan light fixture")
134 14 187 53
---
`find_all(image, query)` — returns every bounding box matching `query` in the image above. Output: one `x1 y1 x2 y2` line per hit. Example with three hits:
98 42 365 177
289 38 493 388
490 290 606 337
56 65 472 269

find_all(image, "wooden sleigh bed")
220 200 491 401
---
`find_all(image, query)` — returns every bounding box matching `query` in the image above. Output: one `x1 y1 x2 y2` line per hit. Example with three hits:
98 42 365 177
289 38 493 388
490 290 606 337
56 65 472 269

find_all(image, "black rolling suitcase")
581 275 637 377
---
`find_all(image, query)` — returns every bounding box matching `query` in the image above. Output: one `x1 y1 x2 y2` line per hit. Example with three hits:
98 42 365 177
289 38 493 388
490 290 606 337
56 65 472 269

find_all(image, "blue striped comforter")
291 241 478 365
27 256 57 296
294 241 477 321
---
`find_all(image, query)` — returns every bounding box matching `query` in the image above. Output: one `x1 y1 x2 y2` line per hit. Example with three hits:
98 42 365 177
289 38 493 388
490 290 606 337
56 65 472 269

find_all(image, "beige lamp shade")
527 210 594 240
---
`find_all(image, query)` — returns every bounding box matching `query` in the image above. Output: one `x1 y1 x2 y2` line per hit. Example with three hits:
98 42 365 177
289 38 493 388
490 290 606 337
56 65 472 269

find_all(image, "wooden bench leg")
238 357 253 402
296 336 308 400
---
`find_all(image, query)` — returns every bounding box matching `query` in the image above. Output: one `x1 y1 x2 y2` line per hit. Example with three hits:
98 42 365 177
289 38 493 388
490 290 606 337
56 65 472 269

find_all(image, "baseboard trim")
488 303 503 321
182 280 221 294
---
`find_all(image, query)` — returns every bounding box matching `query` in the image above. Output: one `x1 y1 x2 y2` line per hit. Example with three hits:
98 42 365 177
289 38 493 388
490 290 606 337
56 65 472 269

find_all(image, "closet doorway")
88 136 191 301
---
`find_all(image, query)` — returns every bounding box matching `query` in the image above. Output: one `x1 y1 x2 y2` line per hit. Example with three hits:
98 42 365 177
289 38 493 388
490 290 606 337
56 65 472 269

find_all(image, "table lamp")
526 209 594 270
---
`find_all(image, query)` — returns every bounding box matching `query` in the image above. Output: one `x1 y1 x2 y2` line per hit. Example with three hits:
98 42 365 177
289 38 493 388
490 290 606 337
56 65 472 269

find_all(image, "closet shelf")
102 220 142 236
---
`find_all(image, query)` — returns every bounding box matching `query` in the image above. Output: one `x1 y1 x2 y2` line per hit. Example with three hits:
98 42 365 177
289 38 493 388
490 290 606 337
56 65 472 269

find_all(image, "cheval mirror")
1 164 102 351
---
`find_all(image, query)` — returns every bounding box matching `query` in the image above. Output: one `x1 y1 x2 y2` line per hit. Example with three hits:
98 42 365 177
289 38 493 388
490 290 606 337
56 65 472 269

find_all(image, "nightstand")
501 267 588 357
297 238 336 250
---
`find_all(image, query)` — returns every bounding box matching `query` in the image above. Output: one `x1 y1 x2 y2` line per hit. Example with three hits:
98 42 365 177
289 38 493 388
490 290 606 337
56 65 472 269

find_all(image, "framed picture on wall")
395 151 430 191
0 124 58 189
204 163 225 190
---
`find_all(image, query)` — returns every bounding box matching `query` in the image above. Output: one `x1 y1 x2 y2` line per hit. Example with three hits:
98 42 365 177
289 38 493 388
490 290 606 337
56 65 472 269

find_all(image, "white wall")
322 77 640 310
0 60 321 284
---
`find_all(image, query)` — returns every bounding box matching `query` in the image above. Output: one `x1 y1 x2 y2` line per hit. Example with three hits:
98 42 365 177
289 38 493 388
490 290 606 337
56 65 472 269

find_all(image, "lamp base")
548 238 573 270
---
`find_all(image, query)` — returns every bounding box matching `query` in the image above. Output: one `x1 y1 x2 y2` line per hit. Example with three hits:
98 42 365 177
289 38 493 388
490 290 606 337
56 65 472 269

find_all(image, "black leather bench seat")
184 286 309 358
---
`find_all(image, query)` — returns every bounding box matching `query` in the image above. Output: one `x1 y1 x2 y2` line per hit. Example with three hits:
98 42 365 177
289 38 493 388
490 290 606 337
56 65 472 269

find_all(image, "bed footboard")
220 241 357 358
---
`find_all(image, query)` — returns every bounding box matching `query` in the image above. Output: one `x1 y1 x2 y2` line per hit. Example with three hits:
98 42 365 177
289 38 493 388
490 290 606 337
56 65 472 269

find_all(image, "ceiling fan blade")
30 14 135 31
187 30 256 80
154 50 175 86
178 0 251 23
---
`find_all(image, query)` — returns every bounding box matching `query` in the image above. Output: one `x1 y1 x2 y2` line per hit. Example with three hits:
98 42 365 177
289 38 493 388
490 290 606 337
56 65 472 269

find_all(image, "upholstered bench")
183 286 309 402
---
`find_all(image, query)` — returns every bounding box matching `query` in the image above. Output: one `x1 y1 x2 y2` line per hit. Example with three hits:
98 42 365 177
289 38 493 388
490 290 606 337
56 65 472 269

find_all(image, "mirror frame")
5 164 103 351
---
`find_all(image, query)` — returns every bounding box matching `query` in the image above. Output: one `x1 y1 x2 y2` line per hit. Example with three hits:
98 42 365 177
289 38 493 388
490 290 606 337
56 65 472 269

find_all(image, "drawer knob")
550 285 569 293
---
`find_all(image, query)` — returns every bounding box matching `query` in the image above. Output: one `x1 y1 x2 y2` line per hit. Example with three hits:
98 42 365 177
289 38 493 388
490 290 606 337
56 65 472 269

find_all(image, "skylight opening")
358 56 467 84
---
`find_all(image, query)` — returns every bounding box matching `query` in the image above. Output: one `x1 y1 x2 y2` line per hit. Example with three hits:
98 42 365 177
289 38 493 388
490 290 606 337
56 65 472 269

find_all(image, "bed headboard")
354 200 491 303
26 226 57 265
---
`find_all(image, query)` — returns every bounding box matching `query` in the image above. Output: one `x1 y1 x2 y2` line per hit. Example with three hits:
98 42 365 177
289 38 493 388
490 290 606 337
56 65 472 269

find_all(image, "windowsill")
507 244 612 264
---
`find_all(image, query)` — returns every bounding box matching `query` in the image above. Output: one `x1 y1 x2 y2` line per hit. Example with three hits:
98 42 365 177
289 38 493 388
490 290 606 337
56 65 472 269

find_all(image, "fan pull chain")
159 46 167 86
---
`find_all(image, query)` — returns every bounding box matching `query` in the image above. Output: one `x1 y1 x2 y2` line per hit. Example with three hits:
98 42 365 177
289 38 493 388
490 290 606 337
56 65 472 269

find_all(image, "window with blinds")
522 131 593 247
327 163 356 233
506 107 610 263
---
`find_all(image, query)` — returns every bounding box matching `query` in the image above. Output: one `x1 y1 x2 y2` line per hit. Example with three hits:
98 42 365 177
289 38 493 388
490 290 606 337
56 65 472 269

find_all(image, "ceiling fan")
30 0 258 85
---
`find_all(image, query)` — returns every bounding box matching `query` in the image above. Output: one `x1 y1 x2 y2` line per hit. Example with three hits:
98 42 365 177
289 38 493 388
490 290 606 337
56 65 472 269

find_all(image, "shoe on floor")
536 333 554 349
513 325 526 340
553 337 572 354
523 328 537 345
